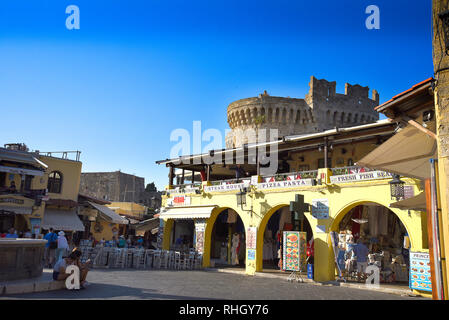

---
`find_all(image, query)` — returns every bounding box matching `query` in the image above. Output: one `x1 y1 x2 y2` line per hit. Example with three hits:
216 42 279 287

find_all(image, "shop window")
24 175 33 191
297 165 310 172
347 158 354 166
47 171 62 193
318 158 332 169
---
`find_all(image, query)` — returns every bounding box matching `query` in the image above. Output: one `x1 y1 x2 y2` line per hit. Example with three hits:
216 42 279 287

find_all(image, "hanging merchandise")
378 206 389 236
227 209 237 224
279 207 292 231
231 233 240 265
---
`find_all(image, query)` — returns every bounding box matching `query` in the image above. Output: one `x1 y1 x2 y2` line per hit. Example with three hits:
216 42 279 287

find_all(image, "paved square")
0 269 425 300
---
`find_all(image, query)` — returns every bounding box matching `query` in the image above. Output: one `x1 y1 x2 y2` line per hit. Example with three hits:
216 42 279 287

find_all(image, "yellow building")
77 194 129 242
156 119 431 296
0 145 84 238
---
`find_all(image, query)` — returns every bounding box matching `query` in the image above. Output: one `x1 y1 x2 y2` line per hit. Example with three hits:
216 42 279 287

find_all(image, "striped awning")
42 208 84 231
159 205 217 220
134 217 159 232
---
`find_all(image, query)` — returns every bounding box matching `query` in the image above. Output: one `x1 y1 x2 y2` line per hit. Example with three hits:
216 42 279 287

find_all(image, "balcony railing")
261 170 318 182
331 166 376 176
166 166 394 194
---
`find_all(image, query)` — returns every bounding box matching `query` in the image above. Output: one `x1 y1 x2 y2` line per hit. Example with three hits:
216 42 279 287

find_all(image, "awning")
88 201 128 225
357 124 437 180
42 208 85 231
134 217 159 232
390 192 426 211
159 205 217 220
0 205 32 215
0 165 45 176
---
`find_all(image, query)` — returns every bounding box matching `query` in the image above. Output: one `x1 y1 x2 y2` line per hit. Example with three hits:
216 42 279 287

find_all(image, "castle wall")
226 76 380 148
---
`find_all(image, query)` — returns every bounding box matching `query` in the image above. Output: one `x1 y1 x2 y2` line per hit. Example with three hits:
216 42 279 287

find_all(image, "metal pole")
430 158 444 300
324 137 328 168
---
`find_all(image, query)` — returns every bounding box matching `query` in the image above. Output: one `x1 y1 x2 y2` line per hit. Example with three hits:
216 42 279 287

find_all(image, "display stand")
330 231 346 283
283 231 306 283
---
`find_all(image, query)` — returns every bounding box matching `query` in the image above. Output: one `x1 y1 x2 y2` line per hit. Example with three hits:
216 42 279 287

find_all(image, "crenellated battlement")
226 76 380 148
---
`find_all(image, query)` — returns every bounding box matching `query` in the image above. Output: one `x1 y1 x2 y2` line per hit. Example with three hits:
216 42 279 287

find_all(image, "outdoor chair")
174 251 181 270
144 249 154 269
159 250 169 269
153 250 161 269
194 253 203 269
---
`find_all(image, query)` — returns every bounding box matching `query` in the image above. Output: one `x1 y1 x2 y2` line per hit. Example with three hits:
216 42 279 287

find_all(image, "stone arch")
203 206 249 268
340 112 345 125
360 114 366 123
255 203 315 272
353 113 359 123
326 110 331 123
329 200 416 249
333 111 338 125
267 107 273 123
347 113 352 124
275 108 280 123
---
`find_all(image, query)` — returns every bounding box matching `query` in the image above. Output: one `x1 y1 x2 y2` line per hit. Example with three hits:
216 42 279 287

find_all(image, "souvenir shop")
210 209 246 267
335 203 410 283
262 206 313 270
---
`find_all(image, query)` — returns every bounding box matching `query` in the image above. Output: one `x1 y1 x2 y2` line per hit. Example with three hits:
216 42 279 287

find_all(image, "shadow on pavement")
2 282 217 300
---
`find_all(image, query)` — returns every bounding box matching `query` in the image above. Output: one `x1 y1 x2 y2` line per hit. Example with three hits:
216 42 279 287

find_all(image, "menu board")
246 227 257 249
409 252 432 292
282 231 307 272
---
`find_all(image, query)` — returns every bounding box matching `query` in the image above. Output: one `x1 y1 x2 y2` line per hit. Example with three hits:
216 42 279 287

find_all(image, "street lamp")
236 187 247 209
389 174 405 201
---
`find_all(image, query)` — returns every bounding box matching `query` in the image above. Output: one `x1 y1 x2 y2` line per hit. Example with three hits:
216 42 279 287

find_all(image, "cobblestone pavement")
1 269 425 300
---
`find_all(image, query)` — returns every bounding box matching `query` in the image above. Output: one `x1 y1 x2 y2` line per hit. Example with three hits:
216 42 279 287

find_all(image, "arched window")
47 171 62 193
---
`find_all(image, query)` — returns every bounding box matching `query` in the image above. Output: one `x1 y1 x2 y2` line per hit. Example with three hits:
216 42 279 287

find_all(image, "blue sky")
0 0 432 190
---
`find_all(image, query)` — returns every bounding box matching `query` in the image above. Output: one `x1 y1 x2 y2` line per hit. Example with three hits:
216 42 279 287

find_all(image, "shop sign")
246 227 257 249
247 249 256 261
282 231 307 272
30 218 41 235
409 252 432 292
0 198 25 205
170 187 200 194
256 179 313 190
204 183 245 193
167 196 191 206
311 199 329 219
330 171 393 184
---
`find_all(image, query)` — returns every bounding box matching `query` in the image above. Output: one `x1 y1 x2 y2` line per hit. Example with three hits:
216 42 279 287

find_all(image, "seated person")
53 249 90 288
8 181 16 193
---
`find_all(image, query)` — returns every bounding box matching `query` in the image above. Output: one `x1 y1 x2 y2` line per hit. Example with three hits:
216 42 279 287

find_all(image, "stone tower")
225 76 380 148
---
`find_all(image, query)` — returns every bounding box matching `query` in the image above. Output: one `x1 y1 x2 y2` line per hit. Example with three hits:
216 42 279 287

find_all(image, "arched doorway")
208 208 246 268
257 204 313 273
331 202 411 285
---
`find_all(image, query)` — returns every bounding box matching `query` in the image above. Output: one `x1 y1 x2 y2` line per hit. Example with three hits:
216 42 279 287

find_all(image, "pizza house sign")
256 179 314 190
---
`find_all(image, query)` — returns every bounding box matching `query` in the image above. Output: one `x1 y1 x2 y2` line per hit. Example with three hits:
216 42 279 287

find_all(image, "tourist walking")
56 231 69 261
44 228 58 268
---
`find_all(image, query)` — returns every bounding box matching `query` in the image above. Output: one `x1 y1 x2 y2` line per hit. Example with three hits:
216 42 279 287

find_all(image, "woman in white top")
56 231 69 262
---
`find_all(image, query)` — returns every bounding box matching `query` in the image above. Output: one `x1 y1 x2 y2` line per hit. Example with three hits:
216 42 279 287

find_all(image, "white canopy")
159 205 217 220
357 124 437 180
88 201 128 225
390 192 426 211
0 205 33 215
42 208 85 231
